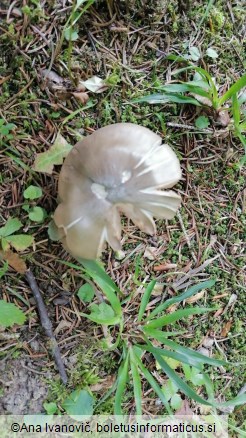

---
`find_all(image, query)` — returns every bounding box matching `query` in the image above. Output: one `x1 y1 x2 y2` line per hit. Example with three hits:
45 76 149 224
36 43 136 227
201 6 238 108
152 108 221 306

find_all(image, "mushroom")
54 123 182 259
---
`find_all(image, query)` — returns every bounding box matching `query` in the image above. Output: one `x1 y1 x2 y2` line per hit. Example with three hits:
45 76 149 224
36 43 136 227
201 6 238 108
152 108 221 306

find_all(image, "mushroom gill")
54 123 182 259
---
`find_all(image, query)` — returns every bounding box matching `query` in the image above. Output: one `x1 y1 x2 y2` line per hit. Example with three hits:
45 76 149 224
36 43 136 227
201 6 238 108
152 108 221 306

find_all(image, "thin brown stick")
25 269 68 384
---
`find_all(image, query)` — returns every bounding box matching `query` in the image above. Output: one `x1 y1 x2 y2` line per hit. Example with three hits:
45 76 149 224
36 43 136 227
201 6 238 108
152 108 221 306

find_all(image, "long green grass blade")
132 346 172 414
77 258 121 293
146 307 213 329
231 94 241 127
129 348 142 415
138 280 156 321
156 83 211 98
147 279 215 319
219 74 246 106
147 347 215 406
114 352 130 415
142 333 228 367
132 93 201 105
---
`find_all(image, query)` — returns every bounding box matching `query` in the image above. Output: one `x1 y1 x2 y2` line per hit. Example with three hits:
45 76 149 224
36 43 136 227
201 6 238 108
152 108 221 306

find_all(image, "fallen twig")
25 269 68 384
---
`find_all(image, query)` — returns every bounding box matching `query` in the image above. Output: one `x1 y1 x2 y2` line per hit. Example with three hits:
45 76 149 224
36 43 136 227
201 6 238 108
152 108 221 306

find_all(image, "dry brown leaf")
72 92 89 104
153 263 177 272
186 290 205 304
221 320 233 337
0 250 27 274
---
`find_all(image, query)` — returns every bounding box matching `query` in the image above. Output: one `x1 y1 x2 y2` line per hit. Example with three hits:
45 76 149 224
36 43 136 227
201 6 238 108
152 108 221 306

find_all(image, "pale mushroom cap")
54 123 182 259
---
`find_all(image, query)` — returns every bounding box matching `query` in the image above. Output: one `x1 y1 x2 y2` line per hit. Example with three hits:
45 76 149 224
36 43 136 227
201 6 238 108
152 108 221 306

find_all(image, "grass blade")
132 346 172 414
129 348 142 415
138 280 156 321
219 74 246 106
142 333 228 367
132 93 201 105
114 351 130 415
147 279 215 319
146 307 213 329
147 347 215 406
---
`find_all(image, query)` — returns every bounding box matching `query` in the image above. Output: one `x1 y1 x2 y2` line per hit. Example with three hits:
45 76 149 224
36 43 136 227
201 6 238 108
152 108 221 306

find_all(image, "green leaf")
77 283 95 303
195 115 210 129
145 334 227 367
28 207 46 222
0 261 8 278
64 27 79 41
82 302 119 325
231 94 241 127
0 300 26 327
0 218 22 237
148 348 215 406
114 351 130 414
33 133 72 174
147 279 215 319
129 348 142 415
62 389 94 416
162 380 178 401
219 74 246 106
6 234 34 251
171 393 182 410
43 402 58 415
146 307 213 329
132 346 172 414
138 280 156 321
189 46 201 61
157 83 211 98
48 220 61 241
24 185 43 200
133 93 201 106
206 48 218 59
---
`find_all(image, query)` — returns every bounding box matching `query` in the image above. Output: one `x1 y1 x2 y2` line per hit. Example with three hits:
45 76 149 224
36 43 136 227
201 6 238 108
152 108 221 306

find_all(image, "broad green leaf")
24 185 42 200
64 27 79 41
189 46 201 61
171 393 182 410
83 302 118 325
195 116 210 129
133 93 201 105
132 346 172 414
29 207 46 222
43 402 58 415
62 389 94 416
147 279 215 319
114 351 129 414
6 234 34 251
146 307 213 329
129 348 142 415
206 48 218 59
138 280 156 321
48 220 61 241
0 218 22 237
77 283 95 303
33 133 72 174
0 300 26 327
219 74 246 106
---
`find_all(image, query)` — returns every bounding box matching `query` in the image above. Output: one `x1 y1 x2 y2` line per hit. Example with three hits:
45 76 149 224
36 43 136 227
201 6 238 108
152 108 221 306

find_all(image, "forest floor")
0 0 245 435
